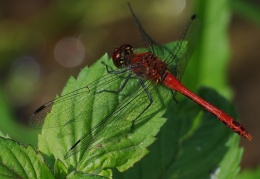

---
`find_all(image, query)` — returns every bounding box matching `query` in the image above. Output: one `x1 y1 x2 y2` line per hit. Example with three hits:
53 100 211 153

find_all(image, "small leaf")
54 159 68 178
0 136 54 178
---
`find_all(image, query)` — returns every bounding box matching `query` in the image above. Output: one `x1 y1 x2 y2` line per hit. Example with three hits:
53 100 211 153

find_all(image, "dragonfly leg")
171 90 178 104
131 79 153 130
101 61 127 74
96 73 132 94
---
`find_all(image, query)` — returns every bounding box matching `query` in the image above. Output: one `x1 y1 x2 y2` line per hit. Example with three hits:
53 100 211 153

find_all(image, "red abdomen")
163 73 252 140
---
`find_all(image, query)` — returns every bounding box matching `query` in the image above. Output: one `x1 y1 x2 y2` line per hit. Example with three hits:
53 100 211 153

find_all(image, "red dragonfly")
30 3 251 159
111 5 252 141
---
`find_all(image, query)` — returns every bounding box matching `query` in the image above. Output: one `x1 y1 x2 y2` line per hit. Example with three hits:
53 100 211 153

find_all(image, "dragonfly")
30 3 252 160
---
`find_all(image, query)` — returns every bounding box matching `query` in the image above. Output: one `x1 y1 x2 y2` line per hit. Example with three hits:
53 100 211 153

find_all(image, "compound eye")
121 44 133 56
112 47 124 68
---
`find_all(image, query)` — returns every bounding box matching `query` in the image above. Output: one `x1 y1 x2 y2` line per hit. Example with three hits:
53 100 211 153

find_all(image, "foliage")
0 53 243 178
1 0 259 178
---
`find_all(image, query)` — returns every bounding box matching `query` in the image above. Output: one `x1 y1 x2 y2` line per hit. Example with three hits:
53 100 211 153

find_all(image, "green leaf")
0 136 54 179
113 87 242 179
54 159 68 178
38 41 186 176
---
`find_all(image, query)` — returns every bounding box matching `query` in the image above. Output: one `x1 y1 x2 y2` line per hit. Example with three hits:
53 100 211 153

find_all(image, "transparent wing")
29 70 127 128
31 59 171 159
128 2 200 80
164 15 201 80
128 3 168 59
64 78 171 159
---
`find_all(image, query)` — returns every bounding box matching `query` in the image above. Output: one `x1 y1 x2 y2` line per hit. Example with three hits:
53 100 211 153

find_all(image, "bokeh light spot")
54 37 85 68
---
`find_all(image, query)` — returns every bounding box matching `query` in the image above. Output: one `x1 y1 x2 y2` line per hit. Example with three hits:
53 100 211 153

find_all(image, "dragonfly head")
112 44 134 68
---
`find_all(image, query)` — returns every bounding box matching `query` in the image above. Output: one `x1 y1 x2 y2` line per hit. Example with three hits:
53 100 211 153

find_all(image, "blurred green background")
0 0 259 173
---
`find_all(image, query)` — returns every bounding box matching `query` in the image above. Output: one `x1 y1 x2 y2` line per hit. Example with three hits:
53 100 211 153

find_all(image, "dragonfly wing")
64 78 172 161
29 72 125 128
128 3 201 81
165 15 201 80
64 80 152 158
127 3 168 59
